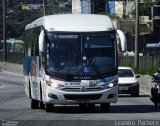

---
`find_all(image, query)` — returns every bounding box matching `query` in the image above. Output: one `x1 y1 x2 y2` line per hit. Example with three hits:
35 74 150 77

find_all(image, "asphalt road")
0 71 160 126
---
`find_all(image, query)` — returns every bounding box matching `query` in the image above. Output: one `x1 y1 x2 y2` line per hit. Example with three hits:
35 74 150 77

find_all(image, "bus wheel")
31 99 39 109
45 104 54 112
100 103 110 112
40 102 45 110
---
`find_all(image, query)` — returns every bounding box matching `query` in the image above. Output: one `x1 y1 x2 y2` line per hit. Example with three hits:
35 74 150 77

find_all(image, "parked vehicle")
118 67 140 96
150 75 160 108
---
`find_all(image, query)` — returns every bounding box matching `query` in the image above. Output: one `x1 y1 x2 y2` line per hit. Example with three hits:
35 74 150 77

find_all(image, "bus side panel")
24 56 30 98
24 56 40 101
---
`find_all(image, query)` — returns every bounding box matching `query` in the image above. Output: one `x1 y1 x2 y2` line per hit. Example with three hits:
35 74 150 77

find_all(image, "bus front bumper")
45 86 118 105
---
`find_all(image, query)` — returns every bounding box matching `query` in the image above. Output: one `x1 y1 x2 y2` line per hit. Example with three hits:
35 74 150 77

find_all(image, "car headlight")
47 81 64 89
101 81 117 88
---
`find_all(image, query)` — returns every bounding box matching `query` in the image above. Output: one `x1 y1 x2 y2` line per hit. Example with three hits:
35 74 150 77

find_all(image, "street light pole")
135 0 139 69
43 0 46 16
3 0 7 61
123 0 127 19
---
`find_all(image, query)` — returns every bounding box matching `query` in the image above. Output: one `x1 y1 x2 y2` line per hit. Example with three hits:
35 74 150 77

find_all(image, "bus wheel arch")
29 79 39 109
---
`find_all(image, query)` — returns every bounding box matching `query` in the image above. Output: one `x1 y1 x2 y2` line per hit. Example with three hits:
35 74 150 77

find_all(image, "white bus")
23 14 126 112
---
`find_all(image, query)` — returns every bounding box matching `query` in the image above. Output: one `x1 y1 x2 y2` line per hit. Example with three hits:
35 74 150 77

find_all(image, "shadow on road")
118 94 150 98
50 104 160 114
111 105 160 113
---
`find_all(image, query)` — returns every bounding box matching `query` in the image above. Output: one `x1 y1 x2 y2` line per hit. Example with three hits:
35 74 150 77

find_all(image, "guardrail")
119 56 160 70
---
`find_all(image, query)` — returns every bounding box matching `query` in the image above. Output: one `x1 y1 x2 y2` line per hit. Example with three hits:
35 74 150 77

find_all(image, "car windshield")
45 32 116 78
118 69 134 77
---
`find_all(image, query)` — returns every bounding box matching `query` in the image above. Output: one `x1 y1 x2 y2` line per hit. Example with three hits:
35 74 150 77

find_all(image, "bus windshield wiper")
66 53 78 75
88 58 99 74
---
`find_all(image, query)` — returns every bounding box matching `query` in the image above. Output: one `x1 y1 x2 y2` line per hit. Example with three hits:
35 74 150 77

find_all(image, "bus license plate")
119 87 128 90
77 100 89 104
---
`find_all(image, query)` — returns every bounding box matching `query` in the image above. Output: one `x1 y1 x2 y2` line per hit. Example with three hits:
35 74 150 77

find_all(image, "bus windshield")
46 32 116 79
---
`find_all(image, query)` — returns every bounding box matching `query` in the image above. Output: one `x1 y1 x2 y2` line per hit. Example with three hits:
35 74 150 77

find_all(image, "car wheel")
40 102 45 110
131 92 139 97
31 99 39 109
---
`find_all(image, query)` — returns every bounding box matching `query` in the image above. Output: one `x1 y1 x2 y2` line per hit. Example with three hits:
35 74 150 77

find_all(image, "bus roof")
146 43 160 48
25 14 115 32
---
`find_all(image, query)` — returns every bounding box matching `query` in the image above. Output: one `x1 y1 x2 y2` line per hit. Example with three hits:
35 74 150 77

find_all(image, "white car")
118 67 140 96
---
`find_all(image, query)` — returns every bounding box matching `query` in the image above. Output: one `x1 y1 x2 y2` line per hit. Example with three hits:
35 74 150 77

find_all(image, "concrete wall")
0 61 23 74
138 75 152 96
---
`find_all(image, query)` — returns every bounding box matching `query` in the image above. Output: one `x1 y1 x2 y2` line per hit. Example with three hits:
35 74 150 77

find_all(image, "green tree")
47 0 59 5
131 0 153 18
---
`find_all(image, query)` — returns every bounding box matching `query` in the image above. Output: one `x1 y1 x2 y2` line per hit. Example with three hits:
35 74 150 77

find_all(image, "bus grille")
119 84 132 87
63 94 102 100
61 87 104 92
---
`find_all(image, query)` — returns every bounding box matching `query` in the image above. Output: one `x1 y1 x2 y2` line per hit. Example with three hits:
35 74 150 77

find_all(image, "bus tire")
31 99 39 109
29 80 31 98
45 104 54 112
100 103 110 112
39 83 45 109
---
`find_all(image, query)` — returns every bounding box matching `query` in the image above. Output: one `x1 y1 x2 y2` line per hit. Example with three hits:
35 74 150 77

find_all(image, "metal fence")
119 56 160 70
0 51 160 70
0 51 24 61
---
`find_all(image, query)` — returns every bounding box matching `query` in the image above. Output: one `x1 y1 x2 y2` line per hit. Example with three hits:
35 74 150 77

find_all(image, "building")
22 4 43 11
59 1 72 9
72 0 91 14
72 0 130 17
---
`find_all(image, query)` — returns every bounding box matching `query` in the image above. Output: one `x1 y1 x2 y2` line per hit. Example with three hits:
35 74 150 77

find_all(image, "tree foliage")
0 0 71 40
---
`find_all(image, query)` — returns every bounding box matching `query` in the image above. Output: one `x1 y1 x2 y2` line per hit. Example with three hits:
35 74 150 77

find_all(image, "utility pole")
43 0 46 16
91 0 94 14
3 0 7 61
135 0 139 69
123 0 127 19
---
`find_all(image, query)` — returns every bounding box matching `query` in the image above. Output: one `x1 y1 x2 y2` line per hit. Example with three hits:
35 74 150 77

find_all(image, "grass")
120 62 158 75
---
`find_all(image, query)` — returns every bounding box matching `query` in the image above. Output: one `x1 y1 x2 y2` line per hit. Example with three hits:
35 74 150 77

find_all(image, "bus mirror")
39 30 45 52
116 30 127 52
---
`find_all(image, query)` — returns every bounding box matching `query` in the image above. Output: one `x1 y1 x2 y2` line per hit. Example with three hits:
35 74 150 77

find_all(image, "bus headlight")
47 82 64 89
101 82 117 88
108 83 114 88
